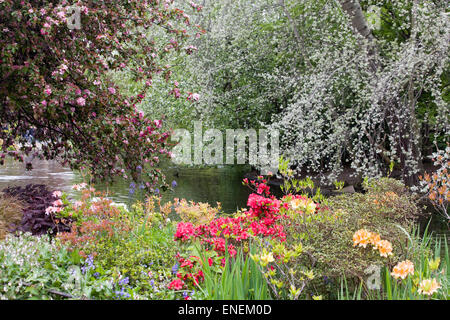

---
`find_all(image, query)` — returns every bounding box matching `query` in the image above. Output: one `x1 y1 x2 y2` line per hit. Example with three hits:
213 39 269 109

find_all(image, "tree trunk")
340 0 373 40
339 0 379 73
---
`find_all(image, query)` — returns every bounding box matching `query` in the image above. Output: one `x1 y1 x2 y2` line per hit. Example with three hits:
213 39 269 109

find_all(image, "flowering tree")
269 0 449 185
0 0 203 190
134 0 294 130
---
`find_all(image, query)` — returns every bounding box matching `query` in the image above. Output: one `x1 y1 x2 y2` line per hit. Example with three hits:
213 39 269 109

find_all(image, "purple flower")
82 255 95 274
119 277 129 286
171 180 177 188
115 287 130 299
129 182 136 194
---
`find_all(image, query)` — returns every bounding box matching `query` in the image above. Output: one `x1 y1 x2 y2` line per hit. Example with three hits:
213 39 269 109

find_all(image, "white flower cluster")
0 233 59 299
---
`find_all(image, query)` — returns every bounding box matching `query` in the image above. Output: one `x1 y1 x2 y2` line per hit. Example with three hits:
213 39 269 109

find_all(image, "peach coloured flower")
45 206 62 215
52 190 62 198
385 192 398 200
290 197 317 214
52 199 63 207
72 183 87 191
418 278 440 296
391 260 414 279
369 232 381 246
374 239 393 257
353 229 372 248
73 201 83 210
290 198 305 210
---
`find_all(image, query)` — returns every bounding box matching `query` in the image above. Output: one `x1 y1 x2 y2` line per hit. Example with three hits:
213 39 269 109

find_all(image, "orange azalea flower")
385 191 398 200
391 260 414 279
353 229 372 248
375 239 393 257
369 232 381 246
418 278 441 296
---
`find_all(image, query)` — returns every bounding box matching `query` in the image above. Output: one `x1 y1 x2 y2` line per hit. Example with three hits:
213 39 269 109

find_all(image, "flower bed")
0 176 447 300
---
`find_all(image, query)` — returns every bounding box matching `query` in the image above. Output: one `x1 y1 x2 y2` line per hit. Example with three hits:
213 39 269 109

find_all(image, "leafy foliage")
0 0 203 190
0 232 114 299
2 184 71 236
194 243 271 300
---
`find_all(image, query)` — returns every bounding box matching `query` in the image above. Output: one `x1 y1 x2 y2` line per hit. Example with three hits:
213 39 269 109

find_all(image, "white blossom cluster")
268 0 449 184
0 233 59 299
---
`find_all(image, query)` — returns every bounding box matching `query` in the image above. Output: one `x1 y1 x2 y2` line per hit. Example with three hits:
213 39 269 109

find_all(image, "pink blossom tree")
0 0 204 191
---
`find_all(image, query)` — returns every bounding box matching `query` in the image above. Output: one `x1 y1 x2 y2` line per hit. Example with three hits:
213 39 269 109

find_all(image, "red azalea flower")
168 278 184 290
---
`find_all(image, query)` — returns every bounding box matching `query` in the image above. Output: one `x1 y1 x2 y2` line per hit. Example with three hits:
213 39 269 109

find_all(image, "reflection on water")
0 159 76 195
0 158 251 214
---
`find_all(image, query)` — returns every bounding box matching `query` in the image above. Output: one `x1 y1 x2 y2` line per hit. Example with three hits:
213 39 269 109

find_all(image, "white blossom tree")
269 0 449 185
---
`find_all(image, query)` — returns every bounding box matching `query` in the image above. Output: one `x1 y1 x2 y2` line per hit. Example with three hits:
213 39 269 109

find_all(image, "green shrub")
57 190 182 299
274 177 421 298
81 222 180 299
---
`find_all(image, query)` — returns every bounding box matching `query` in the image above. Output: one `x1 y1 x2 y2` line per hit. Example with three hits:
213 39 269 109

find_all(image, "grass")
0 194 23 240
193 242 271 300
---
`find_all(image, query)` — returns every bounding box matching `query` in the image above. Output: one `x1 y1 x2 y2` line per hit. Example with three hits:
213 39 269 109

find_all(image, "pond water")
0 158 448 245
0 158 251 214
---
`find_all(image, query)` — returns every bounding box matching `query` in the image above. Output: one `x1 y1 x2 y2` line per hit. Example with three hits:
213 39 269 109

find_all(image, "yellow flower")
312 295 323 300
418 278 441 296
374 239 393 257
249 253 260 263
428 258 441 271
353 229 372 248
289 285 301 297
260 250 275 267
391 260 414 280
306 201 317 214
302 270 315 280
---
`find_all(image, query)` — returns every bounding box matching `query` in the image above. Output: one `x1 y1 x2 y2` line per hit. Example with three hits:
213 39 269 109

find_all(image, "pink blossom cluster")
45 190 64 215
